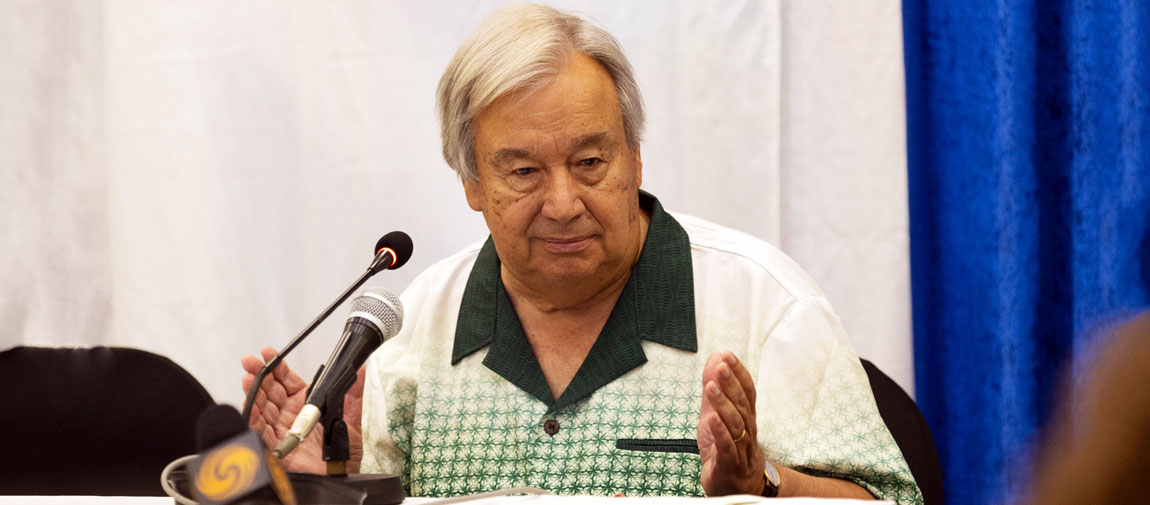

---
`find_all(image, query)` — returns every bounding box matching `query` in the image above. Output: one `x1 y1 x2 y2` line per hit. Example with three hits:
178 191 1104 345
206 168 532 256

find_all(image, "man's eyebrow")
570 131 612 151
489 131 614 166
490 148 532 166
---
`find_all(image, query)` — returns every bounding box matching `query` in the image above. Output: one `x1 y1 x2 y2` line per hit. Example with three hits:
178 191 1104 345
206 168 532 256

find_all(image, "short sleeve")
754 298 924 504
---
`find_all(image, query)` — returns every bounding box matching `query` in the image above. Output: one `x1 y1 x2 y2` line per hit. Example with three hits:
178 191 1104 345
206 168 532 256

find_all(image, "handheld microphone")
190 405 296 505
273 288 404 459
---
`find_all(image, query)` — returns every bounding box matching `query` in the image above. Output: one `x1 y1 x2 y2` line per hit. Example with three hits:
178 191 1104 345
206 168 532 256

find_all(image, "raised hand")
240 346 366 474
697 351 766 496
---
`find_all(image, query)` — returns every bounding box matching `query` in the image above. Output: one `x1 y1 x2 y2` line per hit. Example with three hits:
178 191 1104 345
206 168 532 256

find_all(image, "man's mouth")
539 235 592 253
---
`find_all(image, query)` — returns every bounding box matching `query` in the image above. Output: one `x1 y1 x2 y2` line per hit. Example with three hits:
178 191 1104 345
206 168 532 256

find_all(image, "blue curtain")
902 2 1150 505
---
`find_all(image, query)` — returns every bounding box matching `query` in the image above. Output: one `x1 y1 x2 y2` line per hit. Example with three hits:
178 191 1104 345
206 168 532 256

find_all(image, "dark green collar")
451 191 697 412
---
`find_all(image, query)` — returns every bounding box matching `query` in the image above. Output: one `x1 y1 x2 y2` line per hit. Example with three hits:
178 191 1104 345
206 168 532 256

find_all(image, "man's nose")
540 169 586 224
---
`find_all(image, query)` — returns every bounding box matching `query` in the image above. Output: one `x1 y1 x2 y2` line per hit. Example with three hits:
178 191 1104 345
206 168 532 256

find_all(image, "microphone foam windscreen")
195 404 249 452
375 231 413 269
352 287 404 339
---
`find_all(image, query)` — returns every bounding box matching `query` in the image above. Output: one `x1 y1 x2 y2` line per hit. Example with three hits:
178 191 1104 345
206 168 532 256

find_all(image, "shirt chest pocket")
605 438 704 496
615 438 699 454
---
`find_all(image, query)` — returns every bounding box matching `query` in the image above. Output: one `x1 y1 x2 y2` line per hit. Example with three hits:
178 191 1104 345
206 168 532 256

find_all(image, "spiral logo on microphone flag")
194 443 259 501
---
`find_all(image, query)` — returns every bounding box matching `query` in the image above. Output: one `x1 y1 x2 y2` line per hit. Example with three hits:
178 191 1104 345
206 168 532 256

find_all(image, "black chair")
0 346 214 496
861 358 944 505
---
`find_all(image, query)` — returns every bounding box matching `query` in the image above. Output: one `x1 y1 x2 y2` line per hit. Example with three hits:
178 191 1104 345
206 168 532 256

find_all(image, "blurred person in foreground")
242 4 922 502
1022 311 1150 505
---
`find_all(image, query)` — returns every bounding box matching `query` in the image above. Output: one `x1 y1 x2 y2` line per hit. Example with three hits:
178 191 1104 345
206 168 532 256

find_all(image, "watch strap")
762 460 781 497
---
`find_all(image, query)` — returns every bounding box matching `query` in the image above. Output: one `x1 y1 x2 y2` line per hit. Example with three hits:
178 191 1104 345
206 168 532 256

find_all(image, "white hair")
436 4 646 182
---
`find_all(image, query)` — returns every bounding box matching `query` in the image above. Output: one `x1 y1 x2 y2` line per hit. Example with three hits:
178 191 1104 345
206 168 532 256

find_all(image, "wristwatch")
762 460 781 497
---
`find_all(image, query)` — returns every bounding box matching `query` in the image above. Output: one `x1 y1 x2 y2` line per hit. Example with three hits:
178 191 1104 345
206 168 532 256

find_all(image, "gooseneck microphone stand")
322 385 352 476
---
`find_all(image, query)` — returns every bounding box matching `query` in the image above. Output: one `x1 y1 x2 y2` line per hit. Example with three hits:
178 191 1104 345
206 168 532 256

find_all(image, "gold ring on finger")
733 429 747 443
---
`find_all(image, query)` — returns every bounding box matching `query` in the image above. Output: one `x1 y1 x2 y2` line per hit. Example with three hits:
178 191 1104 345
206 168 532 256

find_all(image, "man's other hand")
240 346 365 474
697 351 766 496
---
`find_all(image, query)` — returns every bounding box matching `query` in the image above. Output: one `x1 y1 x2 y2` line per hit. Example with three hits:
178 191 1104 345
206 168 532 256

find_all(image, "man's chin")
538 265 597 283
532 256 604 283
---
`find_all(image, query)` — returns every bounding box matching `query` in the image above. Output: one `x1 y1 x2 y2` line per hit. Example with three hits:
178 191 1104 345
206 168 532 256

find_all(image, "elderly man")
243 4 922 503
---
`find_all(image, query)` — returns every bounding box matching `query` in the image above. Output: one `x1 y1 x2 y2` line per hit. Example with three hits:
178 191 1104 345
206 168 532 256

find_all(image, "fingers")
245 395 265 429
264 376 291 405
702 352 755 408
724 353 757 408
247 346 311 398
704 412 744 469
705 377 748 450
241 354 265 375
702 351 759 466
348 365 367 399
246 355 291 406
261 347 291 382
241 350 279 397
241 349 292 414
241 373 255 394
252 385 290 440
715 359 755 429
703 353 756 435
701 352 725 386
696 411 715 454
699 351 765 496
261 347 311 396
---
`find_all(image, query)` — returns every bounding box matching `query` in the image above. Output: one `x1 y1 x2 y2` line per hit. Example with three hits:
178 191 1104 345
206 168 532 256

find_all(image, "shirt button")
543 419 560 436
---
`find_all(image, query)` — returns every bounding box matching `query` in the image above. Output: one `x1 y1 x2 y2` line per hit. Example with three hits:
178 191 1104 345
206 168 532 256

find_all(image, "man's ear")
632 144 643 188
462 176 484 212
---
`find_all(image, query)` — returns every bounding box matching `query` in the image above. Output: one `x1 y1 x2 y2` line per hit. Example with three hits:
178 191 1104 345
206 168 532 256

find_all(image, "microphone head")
195 404 249 452
374 231 413 270
350 287 404 340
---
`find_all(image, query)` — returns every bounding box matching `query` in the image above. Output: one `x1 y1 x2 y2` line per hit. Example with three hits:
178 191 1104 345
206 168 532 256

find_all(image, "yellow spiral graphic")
194 444 260 501
266 452 297 505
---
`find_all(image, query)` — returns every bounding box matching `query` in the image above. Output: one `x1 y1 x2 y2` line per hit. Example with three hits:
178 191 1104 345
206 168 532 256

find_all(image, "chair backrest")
861 358 944 505
0 346 214 496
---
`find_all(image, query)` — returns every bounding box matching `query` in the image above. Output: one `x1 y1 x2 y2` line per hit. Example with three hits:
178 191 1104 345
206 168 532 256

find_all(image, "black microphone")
190 405 297 505
273 287 404 459
370 231 414 273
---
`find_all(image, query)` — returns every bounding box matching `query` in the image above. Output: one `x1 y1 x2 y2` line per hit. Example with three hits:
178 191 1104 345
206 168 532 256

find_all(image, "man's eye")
512 167 535 176
578 158 603 167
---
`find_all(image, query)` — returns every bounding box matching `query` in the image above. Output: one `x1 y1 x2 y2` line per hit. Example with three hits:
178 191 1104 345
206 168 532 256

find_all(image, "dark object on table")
168 470 405 505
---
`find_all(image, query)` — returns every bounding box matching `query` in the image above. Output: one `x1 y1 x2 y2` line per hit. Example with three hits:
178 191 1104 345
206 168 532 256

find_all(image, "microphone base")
169 470 404 504
290 472 404 505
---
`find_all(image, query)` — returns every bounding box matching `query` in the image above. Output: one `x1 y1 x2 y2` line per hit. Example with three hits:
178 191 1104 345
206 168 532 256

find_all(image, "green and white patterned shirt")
361 192 923 503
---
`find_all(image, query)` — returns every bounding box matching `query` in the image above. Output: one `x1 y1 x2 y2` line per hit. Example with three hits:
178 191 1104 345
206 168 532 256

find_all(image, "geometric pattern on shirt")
361 191 924 503
406 342 705 497
752 332 924 504
377 333 923 502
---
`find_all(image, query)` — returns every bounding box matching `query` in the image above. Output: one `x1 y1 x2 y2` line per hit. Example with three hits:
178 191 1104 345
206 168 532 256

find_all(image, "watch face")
763 460 781 497
765 461 781 485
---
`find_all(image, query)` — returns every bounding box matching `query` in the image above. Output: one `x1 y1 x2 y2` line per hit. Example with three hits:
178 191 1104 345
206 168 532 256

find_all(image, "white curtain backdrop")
0 0 912 406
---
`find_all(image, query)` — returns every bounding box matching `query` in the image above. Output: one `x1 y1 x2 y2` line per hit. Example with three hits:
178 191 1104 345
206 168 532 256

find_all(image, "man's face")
463 53 645 292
